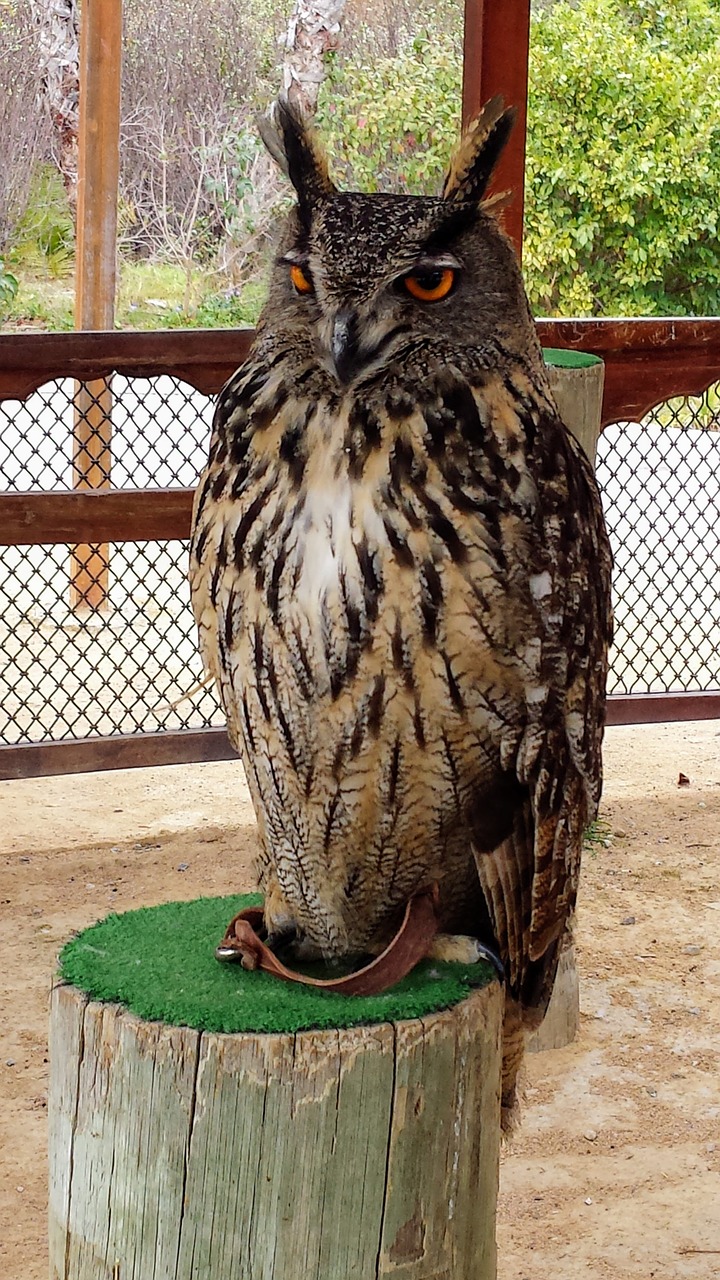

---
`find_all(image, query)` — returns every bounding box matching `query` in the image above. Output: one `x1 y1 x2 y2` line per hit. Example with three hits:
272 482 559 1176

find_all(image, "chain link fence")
596 385 720 695
0 376 224 746
1 374 719 747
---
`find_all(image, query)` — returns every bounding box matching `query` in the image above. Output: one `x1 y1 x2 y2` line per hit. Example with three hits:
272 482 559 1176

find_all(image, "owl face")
258 99 532 389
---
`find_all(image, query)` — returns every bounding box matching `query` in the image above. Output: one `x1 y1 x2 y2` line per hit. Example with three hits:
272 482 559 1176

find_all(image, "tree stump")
49 896 504 1280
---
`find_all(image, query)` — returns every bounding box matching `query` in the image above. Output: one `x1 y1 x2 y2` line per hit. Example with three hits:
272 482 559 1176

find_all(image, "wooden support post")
462 0 531 257
49 981 504 1280
526 928 580 1054
70 378 113 609
71 0 122 610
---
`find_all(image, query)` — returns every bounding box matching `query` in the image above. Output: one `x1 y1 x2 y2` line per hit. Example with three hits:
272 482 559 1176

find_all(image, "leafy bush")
525 0 720 315
316 33 461 194
10 168 75 276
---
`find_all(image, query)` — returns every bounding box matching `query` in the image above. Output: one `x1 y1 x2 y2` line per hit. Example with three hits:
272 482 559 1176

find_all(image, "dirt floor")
1 719 719 1279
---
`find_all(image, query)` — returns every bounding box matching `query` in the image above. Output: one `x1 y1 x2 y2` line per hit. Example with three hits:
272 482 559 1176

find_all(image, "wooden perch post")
49 980 503 1280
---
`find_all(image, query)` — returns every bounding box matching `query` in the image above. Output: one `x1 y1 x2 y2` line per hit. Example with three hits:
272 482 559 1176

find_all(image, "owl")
190 97 613 1123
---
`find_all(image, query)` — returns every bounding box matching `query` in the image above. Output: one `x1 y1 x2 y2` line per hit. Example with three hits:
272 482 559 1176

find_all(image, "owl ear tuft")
257 98 337 214
442 96 516 204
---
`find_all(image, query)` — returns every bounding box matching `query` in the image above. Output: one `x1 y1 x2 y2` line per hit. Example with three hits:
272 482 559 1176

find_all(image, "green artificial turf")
542 347 602 368
58 894 493 1035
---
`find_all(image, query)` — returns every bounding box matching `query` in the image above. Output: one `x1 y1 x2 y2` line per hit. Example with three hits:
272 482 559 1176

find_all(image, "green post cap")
542 347 603 368
59 895 493 1034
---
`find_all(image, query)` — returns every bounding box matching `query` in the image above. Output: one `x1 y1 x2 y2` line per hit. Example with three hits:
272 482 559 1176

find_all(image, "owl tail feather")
501 994 525 1135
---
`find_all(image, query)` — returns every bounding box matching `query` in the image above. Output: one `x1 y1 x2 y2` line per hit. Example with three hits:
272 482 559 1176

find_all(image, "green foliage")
10 167 75 277
316 33 461 194
583 818 613 855
525 0 720 315
189 281 267 329
0 257 18 315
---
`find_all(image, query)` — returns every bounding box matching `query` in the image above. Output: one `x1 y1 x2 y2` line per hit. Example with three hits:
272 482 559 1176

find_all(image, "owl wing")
467 389 613 1011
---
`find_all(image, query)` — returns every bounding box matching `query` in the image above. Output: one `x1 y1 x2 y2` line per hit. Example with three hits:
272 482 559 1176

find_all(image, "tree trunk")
49 979 503 1280
34 0 80 217
281 0 349 115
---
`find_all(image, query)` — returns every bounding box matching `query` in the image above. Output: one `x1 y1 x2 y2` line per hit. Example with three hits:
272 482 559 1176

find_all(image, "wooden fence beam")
0 489 194 546
1 321 719 415
3 692 720 781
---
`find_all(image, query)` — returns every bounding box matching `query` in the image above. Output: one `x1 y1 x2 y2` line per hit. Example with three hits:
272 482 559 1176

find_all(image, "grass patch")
583 817 613 854
3 268 74 330
3 257 267 332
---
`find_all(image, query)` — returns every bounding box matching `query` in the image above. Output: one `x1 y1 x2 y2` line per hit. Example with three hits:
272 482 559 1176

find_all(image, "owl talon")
265 924 299 957
428 933 505 981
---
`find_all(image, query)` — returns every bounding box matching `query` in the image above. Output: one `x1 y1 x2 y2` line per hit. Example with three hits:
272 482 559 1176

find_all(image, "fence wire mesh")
0 540 225 744
0 375 214 491
1 374 719 747
596 385 720 695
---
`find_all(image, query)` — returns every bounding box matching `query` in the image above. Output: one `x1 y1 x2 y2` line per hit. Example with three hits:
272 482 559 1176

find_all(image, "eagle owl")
190 98 612 1121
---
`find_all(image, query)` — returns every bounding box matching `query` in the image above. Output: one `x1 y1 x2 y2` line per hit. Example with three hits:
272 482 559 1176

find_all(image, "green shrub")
316 33 461 194
525 0 720 316
10 167 75 276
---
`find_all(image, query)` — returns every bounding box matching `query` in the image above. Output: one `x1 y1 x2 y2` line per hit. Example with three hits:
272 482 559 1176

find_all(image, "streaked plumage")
190 98 613 1121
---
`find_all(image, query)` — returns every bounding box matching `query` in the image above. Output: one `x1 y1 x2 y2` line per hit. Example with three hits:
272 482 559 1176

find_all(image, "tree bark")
33 0 80 217
49 979 504 1280
281 0 349 115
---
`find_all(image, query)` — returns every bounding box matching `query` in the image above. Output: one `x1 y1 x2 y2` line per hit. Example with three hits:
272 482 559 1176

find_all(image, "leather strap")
215 886 440 996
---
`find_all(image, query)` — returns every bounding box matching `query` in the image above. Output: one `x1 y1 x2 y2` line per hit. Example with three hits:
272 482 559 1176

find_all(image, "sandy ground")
1 719 719 1279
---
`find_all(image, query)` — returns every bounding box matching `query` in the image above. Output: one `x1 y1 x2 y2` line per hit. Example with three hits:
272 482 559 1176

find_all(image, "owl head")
257 97 537 387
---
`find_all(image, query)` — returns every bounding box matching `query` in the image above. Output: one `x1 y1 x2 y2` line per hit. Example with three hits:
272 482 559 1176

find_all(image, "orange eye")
403 267 456 302
290 263 314 294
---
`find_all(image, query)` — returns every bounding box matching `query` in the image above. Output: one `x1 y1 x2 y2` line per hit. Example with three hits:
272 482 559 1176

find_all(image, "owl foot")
265 923 299 959
428 932 505 980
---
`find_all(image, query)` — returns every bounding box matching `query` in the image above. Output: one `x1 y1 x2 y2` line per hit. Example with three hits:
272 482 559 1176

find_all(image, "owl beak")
330 310 360 385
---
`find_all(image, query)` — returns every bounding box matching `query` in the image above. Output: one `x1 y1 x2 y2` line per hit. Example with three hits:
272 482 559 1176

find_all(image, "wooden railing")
1 317 719 778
